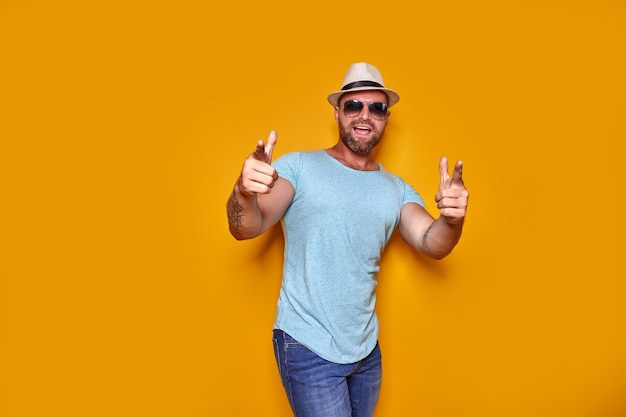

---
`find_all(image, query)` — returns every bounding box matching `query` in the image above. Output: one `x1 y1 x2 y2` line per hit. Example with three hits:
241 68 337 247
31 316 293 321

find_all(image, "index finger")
451 160 464 186
251 130 278 164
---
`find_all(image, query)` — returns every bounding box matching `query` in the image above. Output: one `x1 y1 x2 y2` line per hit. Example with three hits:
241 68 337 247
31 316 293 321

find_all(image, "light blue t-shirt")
272 150 425 364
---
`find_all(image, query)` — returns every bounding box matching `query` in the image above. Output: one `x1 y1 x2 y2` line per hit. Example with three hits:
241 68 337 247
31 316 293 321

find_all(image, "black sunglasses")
341 100 389 120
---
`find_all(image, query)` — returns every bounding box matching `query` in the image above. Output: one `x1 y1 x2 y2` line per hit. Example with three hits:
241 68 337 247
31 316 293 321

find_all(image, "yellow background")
1 0 625 416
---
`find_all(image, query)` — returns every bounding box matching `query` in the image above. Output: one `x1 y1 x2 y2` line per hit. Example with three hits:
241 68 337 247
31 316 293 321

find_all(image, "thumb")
439 156 450 190
264 130 277 164
251 130 278 164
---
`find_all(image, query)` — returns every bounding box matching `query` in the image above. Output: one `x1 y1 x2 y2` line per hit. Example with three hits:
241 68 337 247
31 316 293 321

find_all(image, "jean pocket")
283 332 305 348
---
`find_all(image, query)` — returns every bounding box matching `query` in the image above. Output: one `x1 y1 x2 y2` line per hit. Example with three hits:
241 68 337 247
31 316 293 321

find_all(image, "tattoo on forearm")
227 192 243 230
422 222 434 251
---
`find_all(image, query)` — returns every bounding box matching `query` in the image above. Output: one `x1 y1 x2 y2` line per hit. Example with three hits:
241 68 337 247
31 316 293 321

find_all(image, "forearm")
421 216 464 260
226 184 264 240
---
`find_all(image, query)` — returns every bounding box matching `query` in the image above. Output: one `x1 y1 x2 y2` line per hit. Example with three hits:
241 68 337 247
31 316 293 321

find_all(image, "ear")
334 106 340 123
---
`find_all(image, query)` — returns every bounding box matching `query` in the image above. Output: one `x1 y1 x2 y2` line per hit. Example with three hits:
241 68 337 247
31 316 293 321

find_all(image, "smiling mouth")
353 125 372 134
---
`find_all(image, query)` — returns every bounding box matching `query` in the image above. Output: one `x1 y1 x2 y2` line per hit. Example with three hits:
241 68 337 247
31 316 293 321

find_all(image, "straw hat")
327 62 400 107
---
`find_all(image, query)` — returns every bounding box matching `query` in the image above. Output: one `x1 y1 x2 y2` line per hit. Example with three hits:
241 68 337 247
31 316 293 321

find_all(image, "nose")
358 105 371 120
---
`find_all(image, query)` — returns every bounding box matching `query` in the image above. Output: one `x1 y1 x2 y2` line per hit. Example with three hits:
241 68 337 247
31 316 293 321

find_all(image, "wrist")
233 179 256 200
441 215 465 227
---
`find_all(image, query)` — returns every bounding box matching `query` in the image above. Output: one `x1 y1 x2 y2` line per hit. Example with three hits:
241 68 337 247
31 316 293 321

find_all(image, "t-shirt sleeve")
272 152 301 188
403 182 426 209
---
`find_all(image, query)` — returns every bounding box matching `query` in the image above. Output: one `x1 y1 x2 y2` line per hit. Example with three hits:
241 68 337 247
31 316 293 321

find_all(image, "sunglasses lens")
369 102 388 119
343 100 364 117
342 100 388 120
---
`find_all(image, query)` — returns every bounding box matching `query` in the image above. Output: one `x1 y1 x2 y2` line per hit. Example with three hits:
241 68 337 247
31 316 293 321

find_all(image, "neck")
325 143 379 171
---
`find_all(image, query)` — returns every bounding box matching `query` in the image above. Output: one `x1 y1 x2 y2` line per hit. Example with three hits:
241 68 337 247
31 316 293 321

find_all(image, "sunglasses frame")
341 100 389 120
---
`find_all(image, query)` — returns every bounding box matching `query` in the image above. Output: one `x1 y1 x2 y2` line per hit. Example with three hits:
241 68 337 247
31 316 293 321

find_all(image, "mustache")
349 120 376 130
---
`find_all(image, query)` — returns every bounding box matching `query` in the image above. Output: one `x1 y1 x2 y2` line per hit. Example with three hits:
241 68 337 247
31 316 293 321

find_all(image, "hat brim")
327 87 400 107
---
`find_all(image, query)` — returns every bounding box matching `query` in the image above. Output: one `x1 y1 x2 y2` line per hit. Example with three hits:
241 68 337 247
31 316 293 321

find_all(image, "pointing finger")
252 140 267 161
451 160 464 187
251 130 278 164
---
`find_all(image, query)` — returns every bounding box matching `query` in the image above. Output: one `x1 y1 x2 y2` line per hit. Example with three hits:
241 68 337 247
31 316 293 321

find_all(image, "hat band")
341 80 384 91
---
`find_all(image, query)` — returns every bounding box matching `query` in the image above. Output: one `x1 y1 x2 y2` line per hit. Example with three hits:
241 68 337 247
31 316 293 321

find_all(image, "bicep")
257 177 294 232
398 202 436 253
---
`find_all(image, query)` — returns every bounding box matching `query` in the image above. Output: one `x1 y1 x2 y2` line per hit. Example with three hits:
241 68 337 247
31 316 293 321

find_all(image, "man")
226 62 469 417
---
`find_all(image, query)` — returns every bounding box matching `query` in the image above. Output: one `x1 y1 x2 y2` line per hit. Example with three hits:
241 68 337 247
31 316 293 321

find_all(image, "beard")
338 119 384 154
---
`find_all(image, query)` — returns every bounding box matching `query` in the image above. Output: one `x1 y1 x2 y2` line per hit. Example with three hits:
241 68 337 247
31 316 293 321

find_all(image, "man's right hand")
237 130 279 196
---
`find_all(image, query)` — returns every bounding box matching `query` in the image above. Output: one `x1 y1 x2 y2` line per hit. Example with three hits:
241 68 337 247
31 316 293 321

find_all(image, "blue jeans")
272 329 382 417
